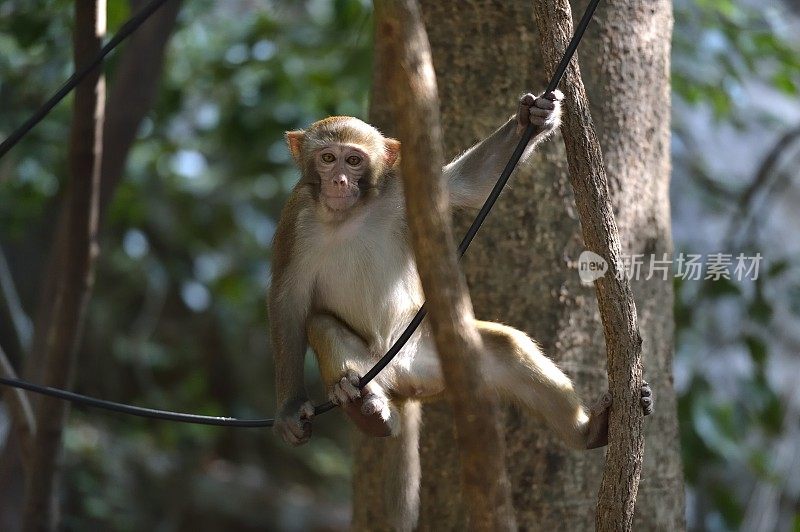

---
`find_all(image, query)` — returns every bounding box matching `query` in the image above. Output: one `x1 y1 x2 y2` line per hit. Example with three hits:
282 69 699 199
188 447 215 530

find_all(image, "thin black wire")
0 377 273 427
0 0 601 427
0 0 171 160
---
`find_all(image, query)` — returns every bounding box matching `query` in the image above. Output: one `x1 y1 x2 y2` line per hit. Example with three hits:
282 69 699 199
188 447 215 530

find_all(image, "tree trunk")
531 1 651 529
355 0 685 529
375 1 517 530
21 2 105 530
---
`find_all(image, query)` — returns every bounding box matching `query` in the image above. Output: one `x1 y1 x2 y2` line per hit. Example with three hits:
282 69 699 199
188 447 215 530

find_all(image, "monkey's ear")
384 138 401 168
285 130 305 163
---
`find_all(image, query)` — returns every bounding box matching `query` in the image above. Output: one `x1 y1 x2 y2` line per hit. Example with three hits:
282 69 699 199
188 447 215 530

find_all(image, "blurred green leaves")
1 0 371 529
673 0 800 528
674 0 799 122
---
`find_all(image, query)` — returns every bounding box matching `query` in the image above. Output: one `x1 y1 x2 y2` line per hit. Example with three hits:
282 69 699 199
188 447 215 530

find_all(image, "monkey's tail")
383 401 421 531
351 400 422 532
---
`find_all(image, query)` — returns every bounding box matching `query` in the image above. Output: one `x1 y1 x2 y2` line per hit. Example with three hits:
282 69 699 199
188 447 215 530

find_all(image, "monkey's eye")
320 153 335 163
346 155 362 166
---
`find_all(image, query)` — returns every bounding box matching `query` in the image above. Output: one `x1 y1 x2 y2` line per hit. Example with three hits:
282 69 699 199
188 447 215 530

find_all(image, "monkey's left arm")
445 90 563 210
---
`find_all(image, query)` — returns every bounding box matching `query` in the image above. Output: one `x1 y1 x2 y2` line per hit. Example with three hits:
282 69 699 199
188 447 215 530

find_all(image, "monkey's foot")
329 370 398 437
640 381 654 416
585 382 655 450
349 389 399 437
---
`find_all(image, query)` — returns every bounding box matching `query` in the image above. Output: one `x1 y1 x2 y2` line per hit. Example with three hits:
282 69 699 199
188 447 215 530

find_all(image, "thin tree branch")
374 1 516 530
22 2 105 529
0 344 35 455
532 2 645 531
0 245 32 356
725 124 800 249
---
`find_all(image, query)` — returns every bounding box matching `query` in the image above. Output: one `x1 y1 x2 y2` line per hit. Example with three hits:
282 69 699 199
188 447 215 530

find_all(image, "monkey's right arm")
270 195 316 446
445 90 563 209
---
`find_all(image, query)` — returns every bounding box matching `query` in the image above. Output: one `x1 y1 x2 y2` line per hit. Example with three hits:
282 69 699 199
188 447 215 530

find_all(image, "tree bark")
531 1 647 529
409 1 684 530
374 1 516 530
21 2 106 529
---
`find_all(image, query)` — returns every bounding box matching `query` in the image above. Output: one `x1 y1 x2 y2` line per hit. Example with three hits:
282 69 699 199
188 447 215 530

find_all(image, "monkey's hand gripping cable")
0 0 602 428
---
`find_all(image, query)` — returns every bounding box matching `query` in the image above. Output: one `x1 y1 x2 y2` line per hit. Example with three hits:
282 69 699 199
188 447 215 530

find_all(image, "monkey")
269 90 653 522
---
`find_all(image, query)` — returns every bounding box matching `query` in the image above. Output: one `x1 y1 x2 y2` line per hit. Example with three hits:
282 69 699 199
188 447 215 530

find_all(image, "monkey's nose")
333 175 348 186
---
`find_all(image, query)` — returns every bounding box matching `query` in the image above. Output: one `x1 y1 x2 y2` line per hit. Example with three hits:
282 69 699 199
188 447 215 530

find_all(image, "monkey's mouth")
321 192 359 211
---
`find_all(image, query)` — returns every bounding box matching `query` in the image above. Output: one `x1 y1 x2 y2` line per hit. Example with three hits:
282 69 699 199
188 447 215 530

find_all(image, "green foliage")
674 0 800 122
2 0 798 529
673 0 800 525
0 0 372 529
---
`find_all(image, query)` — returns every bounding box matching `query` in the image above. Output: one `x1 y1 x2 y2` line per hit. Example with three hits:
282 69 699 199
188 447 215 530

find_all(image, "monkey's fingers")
343 369 361 387
585 392 612 449
530 107 553 119
519 93 536 107
533 98 556 111
589 391 613 416
280 418 312 446
517 93 537 132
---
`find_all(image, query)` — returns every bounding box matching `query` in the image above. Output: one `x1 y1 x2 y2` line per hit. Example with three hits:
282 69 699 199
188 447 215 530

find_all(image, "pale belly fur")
298 199 425 352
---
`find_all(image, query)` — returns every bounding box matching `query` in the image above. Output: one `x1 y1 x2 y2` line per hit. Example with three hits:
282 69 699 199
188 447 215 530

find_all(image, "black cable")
0 0 601 427
0 0 171 160
0 377 272 427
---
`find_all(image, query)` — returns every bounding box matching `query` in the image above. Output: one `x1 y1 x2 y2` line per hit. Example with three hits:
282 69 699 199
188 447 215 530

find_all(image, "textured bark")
411 1 684 530
374 1 516 530
21 2 105 529
531 1 644 529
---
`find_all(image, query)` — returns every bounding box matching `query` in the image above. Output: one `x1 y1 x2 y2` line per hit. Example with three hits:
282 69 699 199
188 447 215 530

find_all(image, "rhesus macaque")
270 90 653 452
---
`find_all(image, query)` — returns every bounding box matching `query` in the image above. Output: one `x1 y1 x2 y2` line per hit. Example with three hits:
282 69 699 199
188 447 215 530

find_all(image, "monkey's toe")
640 381 654 416
361 393 389 418
533 97 556 111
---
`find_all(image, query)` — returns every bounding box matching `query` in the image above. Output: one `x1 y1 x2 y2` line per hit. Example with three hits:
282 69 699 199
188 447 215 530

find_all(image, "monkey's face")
313 143 370 212
286 117 401 215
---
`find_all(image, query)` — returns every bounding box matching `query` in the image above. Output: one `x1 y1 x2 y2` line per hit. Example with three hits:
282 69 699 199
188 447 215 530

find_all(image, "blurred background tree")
0 0 797 530
1 1 372 529
672 0 800 530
